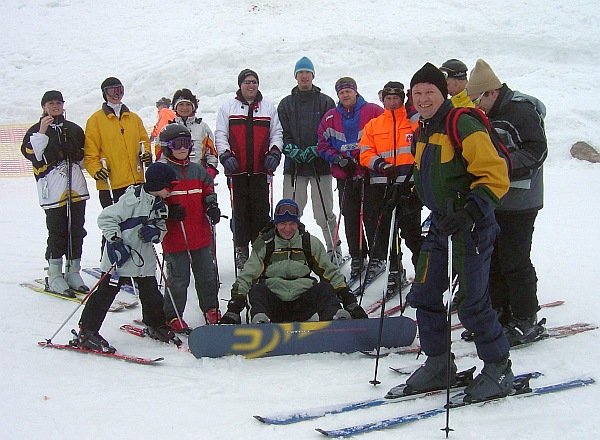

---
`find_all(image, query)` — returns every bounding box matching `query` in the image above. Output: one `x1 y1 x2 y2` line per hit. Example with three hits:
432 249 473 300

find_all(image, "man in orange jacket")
359 81 423 290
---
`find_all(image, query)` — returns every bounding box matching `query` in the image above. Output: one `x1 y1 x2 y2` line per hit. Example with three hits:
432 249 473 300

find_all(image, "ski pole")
63 127 73 273
150 243 185 330
101 157 138 296
369 206 397 386
269 173 274 220
443 199 455 437
137 141 145 174
312 163 339 266
44 263 117 344
228 176 238 278
332 179 347 257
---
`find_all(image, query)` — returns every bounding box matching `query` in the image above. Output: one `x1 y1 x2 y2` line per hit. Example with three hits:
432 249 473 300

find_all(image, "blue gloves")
106 237 130 267
219 150 239 174
138 223 162 243
264 147 282 173
283 144 303 163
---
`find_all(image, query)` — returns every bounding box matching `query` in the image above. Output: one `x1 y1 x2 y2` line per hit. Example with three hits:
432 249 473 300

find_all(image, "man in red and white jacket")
215 68 283 271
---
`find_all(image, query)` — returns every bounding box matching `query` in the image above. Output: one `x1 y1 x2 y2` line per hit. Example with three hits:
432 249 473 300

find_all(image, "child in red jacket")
158 124 222 331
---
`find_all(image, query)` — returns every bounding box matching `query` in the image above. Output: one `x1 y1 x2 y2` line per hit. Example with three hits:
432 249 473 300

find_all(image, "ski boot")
205 308 222 325
504 315 547 346
364 259 386 284
146 325 182 347
64 259 90 293
402 353 457 395
251 313 270 324
72 327 116 353
46 258 75 298
167 317 191 334
463 358 514 403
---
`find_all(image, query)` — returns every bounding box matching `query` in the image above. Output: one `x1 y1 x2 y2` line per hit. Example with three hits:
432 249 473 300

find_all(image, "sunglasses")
275 202 299 216
104 85 124 98
383 87 404 95
471 91 487 105
163 137 192 151
242 79 258 85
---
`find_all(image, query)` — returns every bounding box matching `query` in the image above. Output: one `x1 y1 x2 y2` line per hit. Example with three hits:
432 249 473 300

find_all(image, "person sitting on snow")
219 199 368 324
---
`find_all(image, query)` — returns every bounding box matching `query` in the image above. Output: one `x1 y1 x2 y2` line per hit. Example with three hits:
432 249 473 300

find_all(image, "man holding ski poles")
390 63 512 404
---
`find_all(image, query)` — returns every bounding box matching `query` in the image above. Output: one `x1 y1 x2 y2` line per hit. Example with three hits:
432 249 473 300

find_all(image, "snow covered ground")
2 0 600 438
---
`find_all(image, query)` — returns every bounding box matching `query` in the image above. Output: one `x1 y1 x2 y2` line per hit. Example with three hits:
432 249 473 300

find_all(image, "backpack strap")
259 224 314 278
446 107 512 177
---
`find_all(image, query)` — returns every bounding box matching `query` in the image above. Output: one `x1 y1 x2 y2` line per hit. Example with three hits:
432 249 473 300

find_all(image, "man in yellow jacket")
84 77 151 207
439 59 474 109
359 82 423 290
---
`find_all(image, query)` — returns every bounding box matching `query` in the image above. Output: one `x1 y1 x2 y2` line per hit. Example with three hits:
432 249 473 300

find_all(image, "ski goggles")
441 69 467 79
382 87 404 95
161 137 193 151
103 85 124 98
274 202 300 216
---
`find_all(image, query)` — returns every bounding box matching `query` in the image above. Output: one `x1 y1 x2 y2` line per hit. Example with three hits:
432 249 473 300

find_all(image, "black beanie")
41 90 64 107
381 81 405 102
101 77 123 101
410 63 448 98
237 69 259 87
143 162 177 193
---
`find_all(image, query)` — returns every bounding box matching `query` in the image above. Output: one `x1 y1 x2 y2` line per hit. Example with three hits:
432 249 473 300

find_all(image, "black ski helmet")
158 123 192 158
172 88 198 112
101 77 123 101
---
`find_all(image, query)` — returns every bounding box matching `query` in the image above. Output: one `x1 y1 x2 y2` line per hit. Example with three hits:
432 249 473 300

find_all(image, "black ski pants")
248 281 342 323
228 174 271 248
79 275 166 332
44 201 87 260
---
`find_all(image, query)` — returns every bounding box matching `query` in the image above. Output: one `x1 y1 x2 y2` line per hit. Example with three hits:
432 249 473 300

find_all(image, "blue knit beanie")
294 56 315 77
144 162 177 192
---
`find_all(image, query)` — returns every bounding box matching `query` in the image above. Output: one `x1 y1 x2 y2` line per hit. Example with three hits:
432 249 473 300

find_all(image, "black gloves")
334 154 357 175
140 151 153 165
264 147 282 173
336 287 368 319
206 201 221 225
440 201 483 235
374 158 398 180
94 167 110 182
168 203 187 222
219 294 247 324
106 237 130 267
62 139 83 161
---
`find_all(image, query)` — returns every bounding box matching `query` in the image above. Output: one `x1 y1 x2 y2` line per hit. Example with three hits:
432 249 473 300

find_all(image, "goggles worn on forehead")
104 85 124 98
160 137 192 151
275 202 299 216
382 87 404 95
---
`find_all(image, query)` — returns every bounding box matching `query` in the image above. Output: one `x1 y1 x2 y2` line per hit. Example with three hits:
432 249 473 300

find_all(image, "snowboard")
188 315 416 359
571 141 600 163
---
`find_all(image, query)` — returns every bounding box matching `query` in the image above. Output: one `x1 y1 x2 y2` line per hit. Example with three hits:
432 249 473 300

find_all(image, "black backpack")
446 107 513 178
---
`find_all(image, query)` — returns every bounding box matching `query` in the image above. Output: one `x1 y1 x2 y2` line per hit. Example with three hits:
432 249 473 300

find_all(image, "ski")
253 370 539 425
315 377 595 437
22 281 127 312
82 267 138 296
350 270 385 297
38 341 164 365
364 321 596 357
364 277 412 316
21 282 83 303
